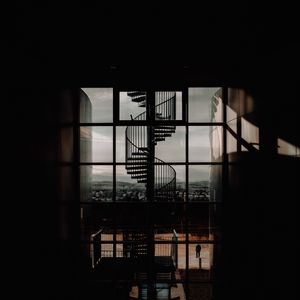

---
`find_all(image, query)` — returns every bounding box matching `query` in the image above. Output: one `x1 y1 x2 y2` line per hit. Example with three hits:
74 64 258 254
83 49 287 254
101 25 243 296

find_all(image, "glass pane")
80 88 113 123
189 87 223 122
241 117 259 149
80 165 93 202
188 243 213 275
80 126 113 162
120 91 147 120
173 165 185 200
118 126 148 162
155 91 182 120
153 164 185 202
227 105 237 132
155 126 185 162
116 126 126 162
211 125 223 161
189 165 222 202
189 126 223 162
116 165 146 202
154 225 186 241
227 130 237 154
80 165 113 202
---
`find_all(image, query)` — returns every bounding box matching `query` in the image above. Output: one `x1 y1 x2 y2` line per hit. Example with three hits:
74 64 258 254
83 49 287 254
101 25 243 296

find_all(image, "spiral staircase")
125 91 177 202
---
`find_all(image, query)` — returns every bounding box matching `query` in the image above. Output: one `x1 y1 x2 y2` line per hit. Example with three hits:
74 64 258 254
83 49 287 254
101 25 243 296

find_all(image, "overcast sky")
81 88 220 182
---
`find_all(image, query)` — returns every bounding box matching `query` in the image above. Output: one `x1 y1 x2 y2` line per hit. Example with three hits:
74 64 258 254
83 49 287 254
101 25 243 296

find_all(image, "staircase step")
155 126 176 130
154 133 172 137
155 138 165 141
128 157 148 161
154 129 176 133
137 179 147 183
132 152 148 156
127 91 145 97
132 95 146 102
126 165 147 170
131 174 147 179
156 115 171 120
127 170 148 174
138 102 146 107
138 147 149 151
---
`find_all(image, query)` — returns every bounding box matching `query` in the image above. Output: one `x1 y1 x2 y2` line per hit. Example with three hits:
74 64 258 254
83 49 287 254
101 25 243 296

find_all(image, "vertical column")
113 89 118 258
73 88 81 274
184 87 190 300
146 89 156 299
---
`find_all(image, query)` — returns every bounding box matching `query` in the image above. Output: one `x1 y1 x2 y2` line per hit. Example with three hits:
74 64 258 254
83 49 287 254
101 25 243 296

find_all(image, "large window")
78 87 225 300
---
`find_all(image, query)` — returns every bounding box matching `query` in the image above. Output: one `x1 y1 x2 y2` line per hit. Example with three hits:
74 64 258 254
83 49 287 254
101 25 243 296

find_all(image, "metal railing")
90 228 179 269
90 228 103 268
171 230 178 269
125 91 177 201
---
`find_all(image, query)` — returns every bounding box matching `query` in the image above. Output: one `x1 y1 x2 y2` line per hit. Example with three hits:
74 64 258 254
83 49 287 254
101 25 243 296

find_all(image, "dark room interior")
7 3 299 300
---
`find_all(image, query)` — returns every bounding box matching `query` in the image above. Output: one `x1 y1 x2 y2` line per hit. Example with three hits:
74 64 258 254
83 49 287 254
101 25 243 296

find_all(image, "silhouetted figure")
196 244 201 258
196 244 202 269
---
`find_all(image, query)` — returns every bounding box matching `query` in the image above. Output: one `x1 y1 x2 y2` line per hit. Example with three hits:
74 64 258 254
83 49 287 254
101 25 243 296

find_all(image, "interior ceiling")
12 4 298 88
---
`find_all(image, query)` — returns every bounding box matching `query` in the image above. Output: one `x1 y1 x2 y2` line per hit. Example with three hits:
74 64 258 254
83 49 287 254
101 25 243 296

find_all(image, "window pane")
241 117 259 150
80 88 113 123
80 165 113 202
188 243 213 278
189 165 222 202
173 165 186 200
211 125 223 161
155 126 185 162
80 126 113 162
155 91 182 120
118 126 148 162
154 226 186 241
153 164 184 202
189 126 223 162
116 126 126 162
120 91 147 120
227 130 237 154
189 87 223 122
116 165 146 202
227 105 237 132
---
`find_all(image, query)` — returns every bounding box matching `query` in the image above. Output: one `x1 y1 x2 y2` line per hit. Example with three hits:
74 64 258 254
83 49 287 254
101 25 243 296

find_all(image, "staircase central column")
146 90 156 299
147 90 155 202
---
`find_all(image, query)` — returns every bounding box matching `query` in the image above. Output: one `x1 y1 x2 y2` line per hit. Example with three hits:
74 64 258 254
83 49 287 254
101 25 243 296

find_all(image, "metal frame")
77 86 227 300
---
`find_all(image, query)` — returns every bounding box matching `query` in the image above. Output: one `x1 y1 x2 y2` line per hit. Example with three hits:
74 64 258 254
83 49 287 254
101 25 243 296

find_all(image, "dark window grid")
78 121 223 126
117 90 185 121
79 201 223 205
79 240 221 245
78 162 224 165
226 125 259 152
78 278 215 284
185 88 190 292
77 87 227 291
